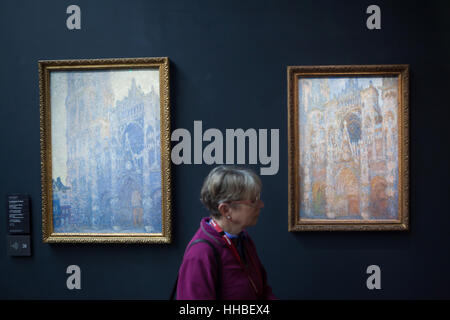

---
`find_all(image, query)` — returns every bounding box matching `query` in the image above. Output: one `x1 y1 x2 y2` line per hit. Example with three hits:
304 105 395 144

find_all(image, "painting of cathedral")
40 58 172 242
288 65 409 231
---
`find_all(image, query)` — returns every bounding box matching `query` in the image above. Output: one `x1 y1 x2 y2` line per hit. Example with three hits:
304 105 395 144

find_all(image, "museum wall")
1 0 449 299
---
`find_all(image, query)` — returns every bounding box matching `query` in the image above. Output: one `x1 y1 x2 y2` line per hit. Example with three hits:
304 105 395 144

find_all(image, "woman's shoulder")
182 238 223 268
183 218 224 254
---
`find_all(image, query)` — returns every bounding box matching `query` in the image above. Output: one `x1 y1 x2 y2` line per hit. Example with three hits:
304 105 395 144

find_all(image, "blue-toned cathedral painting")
50 69 162 233
298 77 399 220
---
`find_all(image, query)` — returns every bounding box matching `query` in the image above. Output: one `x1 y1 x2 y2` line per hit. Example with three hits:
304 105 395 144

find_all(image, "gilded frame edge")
39 57 172 243
287 64 409 232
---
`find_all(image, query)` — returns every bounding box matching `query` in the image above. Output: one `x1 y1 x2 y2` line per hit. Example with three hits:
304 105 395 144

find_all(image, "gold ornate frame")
287 65 409 231
39 57 172 243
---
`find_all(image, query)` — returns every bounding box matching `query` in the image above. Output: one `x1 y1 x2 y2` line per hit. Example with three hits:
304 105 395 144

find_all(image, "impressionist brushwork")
298 77 399 221
50 69 162 234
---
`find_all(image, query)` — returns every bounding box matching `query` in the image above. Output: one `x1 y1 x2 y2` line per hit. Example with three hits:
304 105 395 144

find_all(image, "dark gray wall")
1 0 449 299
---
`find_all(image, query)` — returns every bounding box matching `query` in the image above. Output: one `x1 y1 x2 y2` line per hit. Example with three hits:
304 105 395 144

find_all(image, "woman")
176 166 276 300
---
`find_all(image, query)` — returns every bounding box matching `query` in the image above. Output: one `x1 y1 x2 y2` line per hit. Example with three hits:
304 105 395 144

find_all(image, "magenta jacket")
176 217 276 300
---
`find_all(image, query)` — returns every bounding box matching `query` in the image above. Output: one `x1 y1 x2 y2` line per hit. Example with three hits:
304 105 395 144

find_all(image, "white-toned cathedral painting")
298 77 399 221
50 69 163 234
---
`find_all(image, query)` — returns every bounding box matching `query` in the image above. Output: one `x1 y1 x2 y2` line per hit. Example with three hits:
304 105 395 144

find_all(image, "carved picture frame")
39 57 172 243
288 65 409 231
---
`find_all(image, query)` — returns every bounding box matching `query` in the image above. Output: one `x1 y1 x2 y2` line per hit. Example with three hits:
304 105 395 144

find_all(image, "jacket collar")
201 217 247 247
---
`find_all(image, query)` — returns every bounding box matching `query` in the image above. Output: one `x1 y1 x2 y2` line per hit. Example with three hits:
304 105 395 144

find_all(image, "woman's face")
229 196 264 229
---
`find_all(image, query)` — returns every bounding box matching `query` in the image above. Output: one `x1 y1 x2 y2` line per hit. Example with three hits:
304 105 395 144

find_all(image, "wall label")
7 194 30 234
7 235 31 256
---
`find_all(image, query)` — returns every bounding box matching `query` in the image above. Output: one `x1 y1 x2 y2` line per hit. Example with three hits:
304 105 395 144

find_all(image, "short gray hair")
200 166 262 218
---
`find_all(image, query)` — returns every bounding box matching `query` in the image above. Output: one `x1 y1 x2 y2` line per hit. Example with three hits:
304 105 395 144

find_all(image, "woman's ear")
217 203 229 217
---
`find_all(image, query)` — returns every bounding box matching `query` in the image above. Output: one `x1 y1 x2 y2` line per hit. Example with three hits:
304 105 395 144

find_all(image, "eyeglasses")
230 195 264 209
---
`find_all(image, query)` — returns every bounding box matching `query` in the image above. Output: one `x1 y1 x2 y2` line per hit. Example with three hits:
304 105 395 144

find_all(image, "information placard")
7 235 31 256
7 194 30 234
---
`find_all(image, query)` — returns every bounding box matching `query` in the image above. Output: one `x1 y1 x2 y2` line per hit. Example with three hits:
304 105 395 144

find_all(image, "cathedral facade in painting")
298 77 399 220
52 70 162 233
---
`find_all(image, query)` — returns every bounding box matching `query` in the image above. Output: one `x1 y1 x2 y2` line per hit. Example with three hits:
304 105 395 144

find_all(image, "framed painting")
39 57 172 243
288 65 409 231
